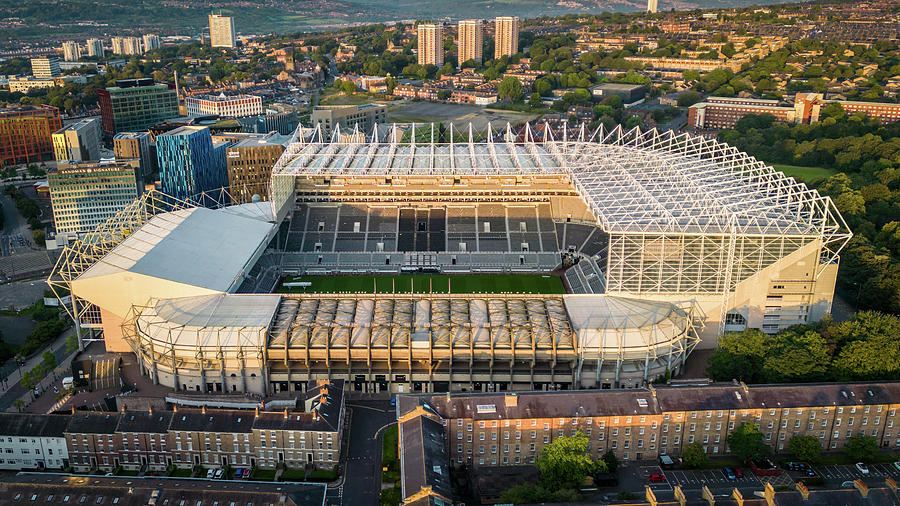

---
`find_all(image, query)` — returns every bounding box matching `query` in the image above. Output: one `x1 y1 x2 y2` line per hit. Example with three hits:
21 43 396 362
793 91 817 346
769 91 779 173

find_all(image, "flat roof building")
311 104 386 136
225 132 289 204
31 56 61 78
86 38 104 58
52 117 102 163
417 23 444 67
48 162 143 235
157 125 229 200
62 41 81 62
186 93 263 118
494 17 519 59
0 105 62 165
98 79 179 136
209 13 236 48
458 20 483 65
113 131 154 178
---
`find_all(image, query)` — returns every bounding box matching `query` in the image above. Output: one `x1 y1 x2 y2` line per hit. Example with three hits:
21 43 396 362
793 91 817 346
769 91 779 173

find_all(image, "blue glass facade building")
156 126 228 200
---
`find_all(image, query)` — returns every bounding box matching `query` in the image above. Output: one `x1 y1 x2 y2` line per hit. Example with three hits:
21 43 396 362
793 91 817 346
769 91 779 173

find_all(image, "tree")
529 92 542 108
13 399 24 412
66 335 79 354
498 484 580 504
677 90 701 107
682 442 710 468
844 434 878 462
727 423 770 462
498 76 523 102
42 350 57 377
601 450 619 474
340 80 356 94
788 435 822 463
536 432 604 490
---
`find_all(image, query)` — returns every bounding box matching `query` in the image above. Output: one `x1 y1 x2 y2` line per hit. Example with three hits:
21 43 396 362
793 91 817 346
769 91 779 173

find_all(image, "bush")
682 442 710 468
498 484 580 504
844 434 878 462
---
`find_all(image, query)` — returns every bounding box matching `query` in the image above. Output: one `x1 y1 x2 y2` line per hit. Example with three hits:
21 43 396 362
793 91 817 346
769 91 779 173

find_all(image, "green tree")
681 442 710 468
66 334 79 354
340 80 356 94
787 435 822 463
498 76 523 102
529 92 542 108
13 399 24 412
601 450 619 473
844 433 878 462
677 91 701 107
42 350 57 377
536 432 604 490
498 484 580 504
727 423 770 462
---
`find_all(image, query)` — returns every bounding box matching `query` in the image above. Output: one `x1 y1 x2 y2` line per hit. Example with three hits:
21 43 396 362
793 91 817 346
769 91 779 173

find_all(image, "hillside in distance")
0 0 789 40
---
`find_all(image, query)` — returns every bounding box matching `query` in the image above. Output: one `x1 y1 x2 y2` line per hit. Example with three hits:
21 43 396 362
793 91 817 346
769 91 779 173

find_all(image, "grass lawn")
307 468 339 481
772 164 837 182
279 274 565 295
168 468 192 477
380 487 402 506
279 469 306 481
250 469 277 481
382 424 400 484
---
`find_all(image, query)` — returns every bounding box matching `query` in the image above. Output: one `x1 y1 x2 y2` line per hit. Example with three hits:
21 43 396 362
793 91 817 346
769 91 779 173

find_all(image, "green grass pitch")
277 274 566 295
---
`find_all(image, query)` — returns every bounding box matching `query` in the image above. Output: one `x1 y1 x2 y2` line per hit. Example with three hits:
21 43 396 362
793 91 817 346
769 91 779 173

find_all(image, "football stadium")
49 123 851 395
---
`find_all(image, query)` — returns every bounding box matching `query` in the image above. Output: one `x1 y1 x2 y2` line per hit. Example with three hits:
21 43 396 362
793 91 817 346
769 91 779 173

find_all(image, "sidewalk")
0 326 78 411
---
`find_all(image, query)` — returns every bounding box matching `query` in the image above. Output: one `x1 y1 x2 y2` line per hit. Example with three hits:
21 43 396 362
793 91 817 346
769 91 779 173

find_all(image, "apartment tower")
62 41 81 62
31 57 61 78
142 34 161 52
209 13 236 48
494 16 519 59
86 39 104 58
417 23 444 66
648 0 659 13
457 20 483 65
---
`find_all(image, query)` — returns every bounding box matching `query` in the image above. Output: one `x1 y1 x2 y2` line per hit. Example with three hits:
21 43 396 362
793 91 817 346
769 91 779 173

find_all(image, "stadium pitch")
277 274 566 295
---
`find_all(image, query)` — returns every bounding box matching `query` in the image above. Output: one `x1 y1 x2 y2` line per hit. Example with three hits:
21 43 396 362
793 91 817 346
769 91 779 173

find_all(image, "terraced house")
396 381 900 487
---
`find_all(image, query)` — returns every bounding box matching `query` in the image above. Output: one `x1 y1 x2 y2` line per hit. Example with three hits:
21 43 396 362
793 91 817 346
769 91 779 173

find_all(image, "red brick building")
0 105 62 165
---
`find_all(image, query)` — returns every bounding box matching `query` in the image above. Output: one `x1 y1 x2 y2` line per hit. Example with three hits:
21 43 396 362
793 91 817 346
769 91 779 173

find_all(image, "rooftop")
115 410 174 434
272 124 850 240
0 473 327 506
0 414 69 438
169 408 256 433
400 415 452 501
65 412 121 435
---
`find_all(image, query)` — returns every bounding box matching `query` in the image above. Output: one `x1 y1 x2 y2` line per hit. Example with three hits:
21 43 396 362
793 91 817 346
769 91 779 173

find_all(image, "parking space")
814 463 900 483
756 471 794 488
665 468 762 490
637 465 673 491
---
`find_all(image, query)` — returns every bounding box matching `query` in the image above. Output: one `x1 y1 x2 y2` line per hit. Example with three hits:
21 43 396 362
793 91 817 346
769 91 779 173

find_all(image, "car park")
648 473 666 483
855 462 869 475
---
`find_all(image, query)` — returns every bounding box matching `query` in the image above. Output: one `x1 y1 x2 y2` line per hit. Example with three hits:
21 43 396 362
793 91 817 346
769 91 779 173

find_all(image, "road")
0 326 76 411
0 193 30 257
336 399 394 506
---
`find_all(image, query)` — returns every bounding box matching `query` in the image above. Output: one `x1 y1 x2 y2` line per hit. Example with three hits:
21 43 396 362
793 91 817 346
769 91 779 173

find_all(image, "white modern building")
185 93 263 118
209 13 236 48
0 414 70 470
111 36 142 56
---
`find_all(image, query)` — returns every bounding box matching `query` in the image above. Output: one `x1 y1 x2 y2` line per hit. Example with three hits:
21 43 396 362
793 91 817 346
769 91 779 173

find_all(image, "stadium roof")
71 201 277 318
271 123 851 249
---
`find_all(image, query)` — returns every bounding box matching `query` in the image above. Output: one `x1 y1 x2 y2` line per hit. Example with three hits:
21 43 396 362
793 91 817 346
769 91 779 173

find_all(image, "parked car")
233 469 243 479
658 455 679 469
734 468 744 479
855 462 869 475
241 468 251 479
648 473 666 483
206 469 215 479
214 468 224 479
749 459 781 476
723 467 737 480
893 461 900 473
390 397 397 407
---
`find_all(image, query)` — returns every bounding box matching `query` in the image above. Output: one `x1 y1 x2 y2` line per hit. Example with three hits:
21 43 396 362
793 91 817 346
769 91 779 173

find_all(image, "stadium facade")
50 123 851 395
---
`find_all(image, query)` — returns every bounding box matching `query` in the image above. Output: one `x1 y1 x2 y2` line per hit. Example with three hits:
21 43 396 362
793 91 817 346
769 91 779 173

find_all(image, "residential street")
337 398 394 506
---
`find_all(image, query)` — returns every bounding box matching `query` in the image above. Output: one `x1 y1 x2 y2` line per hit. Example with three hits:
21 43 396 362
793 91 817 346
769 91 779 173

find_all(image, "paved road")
339 399 394 506
0 327 76 411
